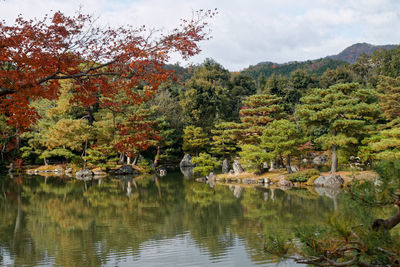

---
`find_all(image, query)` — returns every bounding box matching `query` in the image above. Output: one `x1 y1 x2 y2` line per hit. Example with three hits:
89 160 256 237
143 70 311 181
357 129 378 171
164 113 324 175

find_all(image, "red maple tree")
0 9 216 129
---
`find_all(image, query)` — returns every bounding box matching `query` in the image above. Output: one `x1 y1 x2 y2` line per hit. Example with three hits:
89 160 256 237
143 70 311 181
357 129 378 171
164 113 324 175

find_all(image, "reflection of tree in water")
183 179 242 258
1 173 395 266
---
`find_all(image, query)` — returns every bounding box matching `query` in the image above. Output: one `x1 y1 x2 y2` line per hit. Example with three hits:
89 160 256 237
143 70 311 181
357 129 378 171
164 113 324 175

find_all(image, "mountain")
327 42 397 63
241 43 398 79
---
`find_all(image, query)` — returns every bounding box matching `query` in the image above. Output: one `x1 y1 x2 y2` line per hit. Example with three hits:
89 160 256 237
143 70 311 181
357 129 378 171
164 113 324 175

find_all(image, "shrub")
192 153 220 176
288 169 320 183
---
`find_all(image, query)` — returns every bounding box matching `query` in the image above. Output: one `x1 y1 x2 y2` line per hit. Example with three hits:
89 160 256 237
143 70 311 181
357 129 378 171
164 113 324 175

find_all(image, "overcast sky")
1 0 400 71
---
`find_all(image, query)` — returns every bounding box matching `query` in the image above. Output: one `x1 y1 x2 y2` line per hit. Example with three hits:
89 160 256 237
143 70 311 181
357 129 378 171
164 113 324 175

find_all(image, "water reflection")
0 172 354 266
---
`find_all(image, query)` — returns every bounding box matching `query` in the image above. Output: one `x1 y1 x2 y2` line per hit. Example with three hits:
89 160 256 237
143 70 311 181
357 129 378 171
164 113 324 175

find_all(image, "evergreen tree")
261 119 304 173
182 126 208 155
295 83 380 172
210 122 238 159
239 93 286 144
192 152 220 176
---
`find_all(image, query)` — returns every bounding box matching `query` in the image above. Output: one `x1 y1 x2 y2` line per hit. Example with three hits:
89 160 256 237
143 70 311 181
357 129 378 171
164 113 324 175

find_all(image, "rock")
233 160 244 174
207 172 216 181
277 178 293 188
195 177 206 182
180 154 194 168
236 178 242 184
233 185 243 198
180 166 194 178
228 169 235 175
314 175 344 188
158 167 167 176
65 167 73 174
313 155 327 165
290 165 299 173
257 178 265 185
54 167 64 173
264 177 271 184
222 159 229 173
92 168 107 176
115 165 136 175
243 178 251 184
75 169 93 179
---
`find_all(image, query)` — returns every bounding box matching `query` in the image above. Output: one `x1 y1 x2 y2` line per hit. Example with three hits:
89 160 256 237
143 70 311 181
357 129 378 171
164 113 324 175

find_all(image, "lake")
0 171 341 266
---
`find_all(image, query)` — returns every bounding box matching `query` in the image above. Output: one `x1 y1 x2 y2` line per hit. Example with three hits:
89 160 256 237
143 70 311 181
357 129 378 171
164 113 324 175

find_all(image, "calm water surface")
0 172 340 266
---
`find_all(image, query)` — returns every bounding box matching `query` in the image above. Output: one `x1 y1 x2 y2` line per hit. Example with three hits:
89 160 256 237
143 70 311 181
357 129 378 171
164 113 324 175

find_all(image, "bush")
192 153 220 176
288 169 320 183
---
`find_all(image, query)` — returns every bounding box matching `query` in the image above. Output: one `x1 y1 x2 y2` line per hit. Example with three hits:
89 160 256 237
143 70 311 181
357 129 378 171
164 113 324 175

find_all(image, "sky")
1 0 400 71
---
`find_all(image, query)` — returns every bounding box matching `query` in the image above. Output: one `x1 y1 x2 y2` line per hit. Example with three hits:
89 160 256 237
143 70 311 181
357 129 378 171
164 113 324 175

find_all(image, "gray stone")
277 178 293 188
158 167 167 176
65 168 73 174
236 178 242 184
207 172 216 181
228 169 235 175
233 160 244 174
222 159 229 174
313 155 327 165
264 177 271 184
195 177 206 182
290 165 299 173
75 169 93 179
314 175 344 188
115 165 135 174
257 178 265 185
180 154 194 168
243 178 251 184
54 168 64 173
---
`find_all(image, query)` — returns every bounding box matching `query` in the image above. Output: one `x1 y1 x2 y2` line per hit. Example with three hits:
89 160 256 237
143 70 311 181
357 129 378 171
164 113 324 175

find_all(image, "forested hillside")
1 12 400 176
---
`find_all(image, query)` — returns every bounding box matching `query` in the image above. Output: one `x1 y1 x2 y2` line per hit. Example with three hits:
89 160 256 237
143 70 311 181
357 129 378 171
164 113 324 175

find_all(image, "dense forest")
1 16 400 175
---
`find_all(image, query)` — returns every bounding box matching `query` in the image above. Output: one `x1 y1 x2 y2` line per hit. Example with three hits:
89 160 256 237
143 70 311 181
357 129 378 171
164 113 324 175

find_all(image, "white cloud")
1 0 400 70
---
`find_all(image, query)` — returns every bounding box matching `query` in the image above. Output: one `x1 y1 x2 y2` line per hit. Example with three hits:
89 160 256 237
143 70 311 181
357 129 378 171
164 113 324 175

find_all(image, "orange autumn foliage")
0 9 216 130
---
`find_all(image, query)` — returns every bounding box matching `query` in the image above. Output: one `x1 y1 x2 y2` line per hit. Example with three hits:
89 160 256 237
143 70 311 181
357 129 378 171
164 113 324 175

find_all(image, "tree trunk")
331 144 338 173
286 155 293 173
127 156 131 165
132 154 139 165
373 204 400 231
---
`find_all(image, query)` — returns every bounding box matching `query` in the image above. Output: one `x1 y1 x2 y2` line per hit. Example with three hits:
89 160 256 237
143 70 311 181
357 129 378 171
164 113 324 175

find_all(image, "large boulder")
180 154 194 168
222 159 229 174
233 160 244 174
314 175 344 188
75 169 93 179
313 155 327 165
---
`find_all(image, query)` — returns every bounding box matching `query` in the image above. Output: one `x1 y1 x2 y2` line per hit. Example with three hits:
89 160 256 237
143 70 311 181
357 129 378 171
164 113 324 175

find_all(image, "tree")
180 58 230 129
376 76 400 123
182 125 208 155
210 122 238 159
192 152 220 176
295 83 380 172
0 9 215 143
226 73 256 120
261 119 303 173
238 144 270 173
265 160 400 266
239 93 286 144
